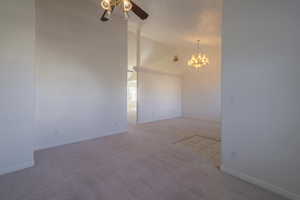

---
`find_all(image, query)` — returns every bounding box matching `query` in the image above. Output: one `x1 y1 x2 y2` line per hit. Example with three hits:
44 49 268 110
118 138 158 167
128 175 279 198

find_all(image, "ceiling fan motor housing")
100 0 149 21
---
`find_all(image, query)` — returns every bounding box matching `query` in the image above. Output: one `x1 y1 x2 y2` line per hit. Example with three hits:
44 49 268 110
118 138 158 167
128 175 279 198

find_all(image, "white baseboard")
221 165 300 200
0 160 34 176
0 129 128 176
36 128 128 151
137 115 182 124
182 115 221 124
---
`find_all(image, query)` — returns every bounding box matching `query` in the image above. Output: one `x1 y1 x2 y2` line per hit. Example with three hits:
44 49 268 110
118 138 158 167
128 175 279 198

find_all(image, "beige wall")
128 31 185 74
129 30 221 123
137 68 182 123
0 0 35 174
222 0 300 199
182 45 221 122
128 32 183 123
0 0 128 174
35 0 128 149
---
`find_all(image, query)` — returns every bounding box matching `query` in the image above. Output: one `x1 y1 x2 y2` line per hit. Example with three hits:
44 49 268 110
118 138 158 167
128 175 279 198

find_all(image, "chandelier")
187 40 209 69
101 0 133 19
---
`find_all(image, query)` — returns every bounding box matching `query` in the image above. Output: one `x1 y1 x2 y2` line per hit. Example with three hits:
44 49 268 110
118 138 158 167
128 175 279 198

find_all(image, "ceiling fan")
99 0 149 21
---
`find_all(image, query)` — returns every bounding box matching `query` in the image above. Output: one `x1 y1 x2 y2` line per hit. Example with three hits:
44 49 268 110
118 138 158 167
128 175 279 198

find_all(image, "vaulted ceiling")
128 0 222 48
91 0 222 48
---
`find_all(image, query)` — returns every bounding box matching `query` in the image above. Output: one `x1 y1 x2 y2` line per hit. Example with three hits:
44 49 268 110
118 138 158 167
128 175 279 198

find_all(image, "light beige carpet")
175 135 221 167
0 118 287 200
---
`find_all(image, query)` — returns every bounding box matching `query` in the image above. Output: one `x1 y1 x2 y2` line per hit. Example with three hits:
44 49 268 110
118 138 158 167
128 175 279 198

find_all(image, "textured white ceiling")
128 0 223 48
91 0 222 48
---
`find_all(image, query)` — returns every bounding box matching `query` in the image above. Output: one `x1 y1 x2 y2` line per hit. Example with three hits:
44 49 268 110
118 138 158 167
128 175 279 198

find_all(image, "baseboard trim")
0 129 128 176
36 128 128 151
0 160 34 176
182 116 221 124
137 115 182 124
221 165 300 200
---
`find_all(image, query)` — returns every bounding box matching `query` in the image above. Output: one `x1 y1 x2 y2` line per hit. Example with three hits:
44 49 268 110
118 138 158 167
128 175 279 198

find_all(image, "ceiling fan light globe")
101 0 111 10
123 0 133 12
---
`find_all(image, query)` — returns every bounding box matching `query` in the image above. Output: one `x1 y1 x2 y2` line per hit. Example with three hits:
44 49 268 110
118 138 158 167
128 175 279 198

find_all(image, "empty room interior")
0 0 299 200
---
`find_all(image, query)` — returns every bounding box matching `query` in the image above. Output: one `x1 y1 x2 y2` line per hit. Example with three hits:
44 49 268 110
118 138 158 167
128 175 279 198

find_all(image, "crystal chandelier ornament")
187 40 209 69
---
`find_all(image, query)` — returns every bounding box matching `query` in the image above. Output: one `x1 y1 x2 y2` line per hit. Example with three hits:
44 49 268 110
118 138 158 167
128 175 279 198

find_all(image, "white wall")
182 46 221 122
127 72 137 124
35 0 128 149
128 32 183 123
222 0 300 199
137 68 182 123
128 31 184 74
0 0 35 174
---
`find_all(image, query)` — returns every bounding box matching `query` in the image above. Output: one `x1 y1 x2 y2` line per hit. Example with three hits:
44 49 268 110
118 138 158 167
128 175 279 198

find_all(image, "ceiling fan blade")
100 10 109 21
131 1 149 20
100 6 115 22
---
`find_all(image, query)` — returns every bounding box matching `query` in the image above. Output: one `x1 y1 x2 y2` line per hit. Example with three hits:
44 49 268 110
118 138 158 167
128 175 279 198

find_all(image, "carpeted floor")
175 135 221 167
0 118 287 200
